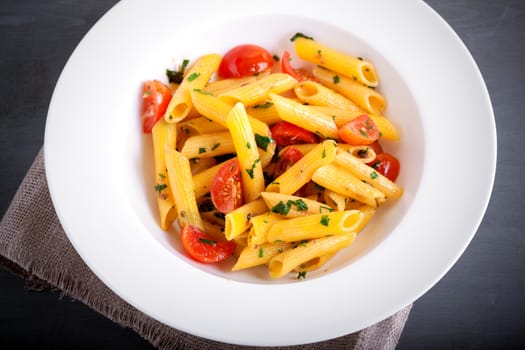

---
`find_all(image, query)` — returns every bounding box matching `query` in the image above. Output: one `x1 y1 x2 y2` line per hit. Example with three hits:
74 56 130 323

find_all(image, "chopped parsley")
271 199 308 215
272 54 280 61
192 88 213 96
198 147 207 154
158 173 166 179
258 247 264 258
320 205 335 213
322 148 327 159
357 56 363 61
154 184 167 193
211 143 221 151
198 238 217 246
246 142 252 149
166 59 189 84
255 134 273 151
253 101 274 109
297 271 307 280
290 32 314 42
371 171 378 180
187 72 200 82
245 159 260 179
333 75 340 84
320 215 330 226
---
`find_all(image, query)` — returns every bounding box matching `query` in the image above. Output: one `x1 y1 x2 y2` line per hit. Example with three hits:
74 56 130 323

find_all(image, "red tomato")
218 44 274 78
270 121 317 148
211 159 243 213
141 80 172 133
364 141 384 165
281 50 316 82
181 224 236 263
274 146 304 178
371 153 400 182
338 114 379 145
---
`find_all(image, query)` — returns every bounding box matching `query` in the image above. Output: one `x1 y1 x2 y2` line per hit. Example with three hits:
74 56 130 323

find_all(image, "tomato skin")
211 159 243 213
274 146 304 178
270 121 317 148
338 114 380 145
141 80 172 133
219 44 274 79
281 50 316 82
365 141 384 165
371 153 400 182
181 225 236 263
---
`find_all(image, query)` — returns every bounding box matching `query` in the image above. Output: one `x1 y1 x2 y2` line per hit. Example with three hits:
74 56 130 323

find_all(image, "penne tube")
219 73 297 106
260 192 336 217
293 37 379 87
268 233 356 278
306 106 401 141
334 149 403 200
354 205 376 233
269 93 338 139
266 210 363 243
224 199 268 241
180 131 235 159
189 157 217 175
247 212 283 247
312 164 386 208
164 54 221 123
323 190 349 211
293 253 336 273
247 101 282 125
232 241 293 271
178 116 227 136
226 103 265 202
204 76 258 95
151 119 178 230
337 144 377 164
294 81 361 111
313 66 386 115
266 140 336 194
164 147 203 229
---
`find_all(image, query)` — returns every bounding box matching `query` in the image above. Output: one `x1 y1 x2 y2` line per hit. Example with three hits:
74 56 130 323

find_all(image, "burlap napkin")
0 148 412 349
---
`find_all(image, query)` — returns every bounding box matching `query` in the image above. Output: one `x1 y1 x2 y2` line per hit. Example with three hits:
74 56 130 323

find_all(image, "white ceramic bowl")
45 0 496 346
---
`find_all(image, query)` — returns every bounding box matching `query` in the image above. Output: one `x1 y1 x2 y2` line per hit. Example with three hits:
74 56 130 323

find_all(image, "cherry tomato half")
270 121 317 148
371 153 400 182
211 158 243 213
338 114 380 145
181 224 236 263
218 44 274 79
364 141 384 165
141 80 172 133
274 146 304 178
281 50 316 82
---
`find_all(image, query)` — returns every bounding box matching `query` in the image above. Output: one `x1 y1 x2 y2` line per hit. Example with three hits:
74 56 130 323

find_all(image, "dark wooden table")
1 1 523 348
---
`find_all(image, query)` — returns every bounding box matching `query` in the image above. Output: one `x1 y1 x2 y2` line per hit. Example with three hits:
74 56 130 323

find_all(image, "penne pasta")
313 66 386 115
260 192 336 217
232 241 293 271
204 76 257 95
180 131 235 159
247 212 283 247
224 199 268 241
293 37 379 87
164 54 221 123
294 81 361 111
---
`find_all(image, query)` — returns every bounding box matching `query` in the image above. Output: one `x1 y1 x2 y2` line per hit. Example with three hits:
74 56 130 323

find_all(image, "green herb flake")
158 173 166 179
272 54 280 61
245 159 260 179
297 271 307 280
320 215 330 226
211 143 220 151
290 32 314 42
255 134 274 151
371 171 378 180
320 205 335 213
333 75 340 84
357 56 363 61
187 72 200 82
192 88 213 96
258 248 264 258
246 142 252 149
166 59 190 84
198 238 217 246
322 148 327 159
253 101 274 109
198 147 207 154
294 199 308 211
143 90 151 97
154 184 167 193
271 201 291 215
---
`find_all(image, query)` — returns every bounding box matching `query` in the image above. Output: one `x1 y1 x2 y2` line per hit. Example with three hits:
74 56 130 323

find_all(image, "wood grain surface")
1 1 524 349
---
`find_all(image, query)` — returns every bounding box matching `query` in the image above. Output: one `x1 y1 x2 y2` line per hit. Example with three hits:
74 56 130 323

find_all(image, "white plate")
44 0 496 346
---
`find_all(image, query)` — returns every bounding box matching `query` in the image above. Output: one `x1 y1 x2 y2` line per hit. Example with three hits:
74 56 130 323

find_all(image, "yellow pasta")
266 210 364 243
180 131 235 159
294 81 361 111
246 101 282 125
260 192 336 217
269 93 339 140
226 103 265 202
178 116 227 137
204 76 258 95
164 147 203 229
232 241 293 271
219 73 297 106
293 37 379 87
189 157 217 175
266 140 336 194
151 119 177 230
313 66 386 115
334 149 403 200
224 199 268 241
312 164 386 208
247 212 283 247
268 233 357 278
164 54 221 123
